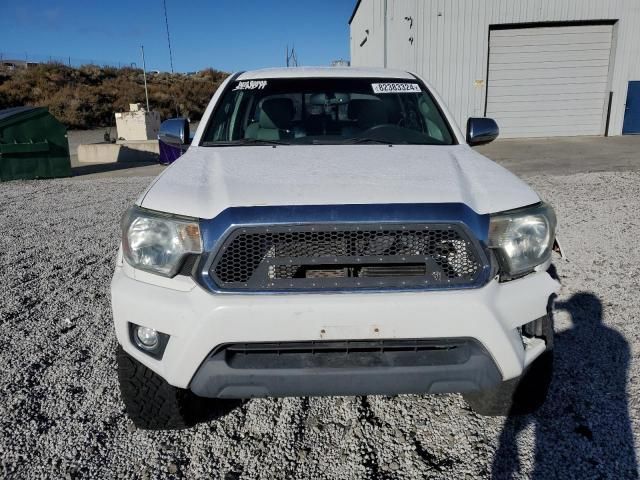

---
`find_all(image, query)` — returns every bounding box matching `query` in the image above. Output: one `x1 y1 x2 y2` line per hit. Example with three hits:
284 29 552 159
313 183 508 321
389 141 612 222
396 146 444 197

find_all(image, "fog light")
129 323 169 359
135 326 159 349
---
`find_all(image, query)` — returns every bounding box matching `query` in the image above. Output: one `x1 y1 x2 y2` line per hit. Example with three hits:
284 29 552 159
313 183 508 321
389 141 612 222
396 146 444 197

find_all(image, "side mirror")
158 118 190 147
466 118 499 146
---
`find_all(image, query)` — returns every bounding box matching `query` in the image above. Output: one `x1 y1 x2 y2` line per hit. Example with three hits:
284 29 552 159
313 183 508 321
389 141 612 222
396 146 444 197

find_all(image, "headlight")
488 202 556 278
121 206 202 277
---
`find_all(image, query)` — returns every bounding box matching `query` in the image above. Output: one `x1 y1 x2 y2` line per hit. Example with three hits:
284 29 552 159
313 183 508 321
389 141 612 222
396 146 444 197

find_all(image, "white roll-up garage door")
486 24 614 138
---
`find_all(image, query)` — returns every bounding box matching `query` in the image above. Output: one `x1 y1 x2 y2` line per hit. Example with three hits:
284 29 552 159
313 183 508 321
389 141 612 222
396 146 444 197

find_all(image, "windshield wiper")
343 138 443 146
202 139 290 147
341 137 395 145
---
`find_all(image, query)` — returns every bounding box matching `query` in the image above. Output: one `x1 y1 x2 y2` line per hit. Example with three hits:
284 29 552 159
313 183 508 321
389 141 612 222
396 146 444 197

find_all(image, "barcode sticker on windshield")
372 83 421 94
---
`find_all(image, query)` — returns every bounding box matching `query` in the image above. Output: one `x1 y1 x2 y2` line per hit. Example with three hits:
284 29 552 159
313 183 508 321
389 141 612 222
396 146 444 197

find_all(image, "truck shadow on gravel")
492 292 638 479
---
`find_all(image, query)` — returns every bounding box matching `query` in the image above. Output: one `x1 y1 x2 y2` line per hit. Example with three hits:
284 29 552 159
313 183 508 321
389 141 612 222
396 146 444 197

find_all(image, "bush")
0 63 228 129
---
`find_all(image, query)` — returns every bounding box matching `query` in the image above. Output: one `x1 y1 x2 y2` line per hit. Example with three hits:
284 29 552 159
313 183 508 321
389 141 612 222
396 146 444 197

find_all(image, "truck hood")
139 145 540 219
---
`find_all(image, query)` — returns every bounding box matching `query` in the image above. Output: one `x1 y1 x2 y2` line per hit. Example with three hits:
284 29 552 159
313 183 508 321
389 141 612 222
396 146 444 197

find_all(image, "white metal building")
349 0 640 138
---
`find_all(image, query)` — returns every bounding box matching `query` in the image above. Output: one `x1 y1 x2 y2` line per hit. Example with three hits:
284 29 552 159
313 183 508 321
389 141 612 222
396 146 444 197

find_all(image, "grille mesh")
210 224 486 291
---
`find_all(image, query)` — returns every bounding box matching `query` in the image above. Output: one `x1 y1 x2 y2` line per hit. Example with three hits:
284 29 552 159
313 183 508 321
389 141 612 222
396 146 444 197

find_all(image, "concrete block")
77 141 159 164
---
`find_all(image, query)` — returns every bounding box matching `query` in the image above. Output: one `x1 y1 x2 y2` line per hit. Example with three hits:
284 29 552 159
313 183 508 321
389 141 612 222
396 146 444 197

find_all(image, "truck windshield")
201 77 455 146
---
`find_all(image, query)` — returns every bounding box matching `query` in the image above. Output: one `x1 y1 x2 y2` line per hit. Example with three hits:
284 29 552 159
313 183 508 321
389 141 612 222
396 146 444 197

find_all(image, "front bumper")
190 339 502 398
111 259 559 394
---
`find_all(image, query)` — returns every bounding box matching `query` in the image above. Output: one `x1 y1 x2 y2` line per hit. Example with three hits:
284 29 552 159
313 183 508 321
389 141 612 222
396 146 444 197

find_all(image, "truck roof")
236 66 414 80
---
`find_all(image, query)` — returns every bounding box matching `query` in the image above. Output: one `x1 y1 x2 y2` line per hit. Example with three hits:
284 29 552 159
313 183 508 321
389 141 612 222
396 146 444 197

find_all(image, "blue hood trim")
200 203 489 252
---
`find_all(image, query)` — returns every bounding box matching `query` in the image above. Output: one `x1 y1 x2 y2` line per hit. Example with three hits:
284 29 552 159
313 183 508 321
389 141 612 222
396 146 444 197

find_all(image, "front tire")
116 346 237 430
464 315 554 416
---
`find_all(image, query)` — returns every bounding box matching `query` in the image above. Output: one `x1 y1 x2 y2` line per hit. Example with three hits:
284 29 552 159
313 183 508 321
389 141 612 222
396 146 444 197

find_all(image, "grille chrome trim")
204 223 491 293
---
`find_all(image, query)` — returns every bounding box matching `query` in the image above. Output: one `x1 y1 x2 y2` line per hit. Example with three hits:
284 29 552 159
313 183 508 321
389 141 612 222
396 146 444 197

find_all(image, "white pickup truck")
111 67 559 430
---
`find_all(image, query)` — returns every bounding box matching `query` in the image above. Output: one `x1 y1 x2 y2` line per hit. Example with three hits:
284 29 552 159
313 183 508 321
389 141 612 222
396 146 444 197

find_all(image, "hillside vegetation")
0 63 228 129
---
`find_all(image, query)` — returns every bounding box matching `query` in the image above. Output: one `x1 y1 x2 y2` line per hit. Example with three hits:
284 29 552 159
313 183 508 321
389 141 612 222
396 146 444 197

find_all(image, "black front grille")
209 223 487 291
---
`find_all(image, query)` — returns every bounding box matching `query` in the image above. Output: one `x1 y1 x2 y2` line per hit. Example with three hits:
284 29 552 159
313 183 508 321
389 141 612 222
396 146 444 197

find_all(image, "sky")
0 0 355 72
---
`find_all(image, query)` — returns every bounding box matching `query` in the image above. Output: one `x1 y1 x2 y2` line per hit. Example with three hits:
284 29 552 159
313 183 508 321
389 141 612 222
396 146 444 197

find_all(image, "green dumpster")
0 106 71 181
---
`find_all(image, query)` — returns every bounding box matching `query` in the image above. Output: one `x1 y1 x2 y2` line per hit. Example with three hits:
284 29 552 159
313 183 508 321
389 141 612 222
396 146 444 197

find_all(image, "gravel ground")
0 172 639 479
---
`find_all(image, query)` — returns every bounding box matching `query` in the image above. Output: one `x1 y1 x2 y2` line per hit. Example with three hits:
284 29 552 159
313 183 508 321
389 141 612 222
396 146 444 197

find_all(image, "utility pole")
163 0 175 74
286 45 298 67
141 45 150 111
383 0 388 68
163 0 179 116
